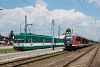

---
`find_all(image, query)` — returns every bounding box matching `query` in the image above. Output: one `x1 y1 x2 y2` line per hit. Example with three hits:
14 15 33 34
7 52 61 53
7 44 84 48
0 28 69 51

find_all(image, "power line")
78 0 87 15
22 0 35 6
77 0 93 23
78 0 92 22
83 0 89 14
77 0 99 41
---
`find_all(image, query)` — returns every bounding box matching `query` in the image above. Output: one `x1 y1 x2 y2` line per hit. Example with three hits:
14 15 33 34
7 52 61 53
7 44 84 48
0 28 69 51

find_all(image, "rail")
0 51 68 67
63 45 98 67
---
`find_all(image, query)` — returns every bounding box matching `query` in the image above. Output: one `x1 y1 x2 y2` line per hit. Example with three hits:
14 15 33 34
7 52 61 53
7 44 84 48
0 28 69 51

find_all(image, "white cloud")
0 0 99 41
88 0 100 6
36 0 48 7
82 21 88 26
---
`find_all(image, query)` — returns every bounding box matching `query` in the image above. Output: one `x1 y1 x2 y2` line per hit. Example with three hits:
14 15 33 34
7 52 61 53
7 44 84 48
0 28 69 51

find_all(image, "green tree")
63 28 71 35
9 30 14 41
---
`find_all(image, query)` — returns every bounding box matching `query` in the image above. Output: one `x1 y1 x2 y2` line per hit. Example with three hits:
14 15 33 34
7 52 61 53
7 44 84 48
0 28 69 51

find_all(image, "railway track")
63 45 100 67
0 51 68 67
0 45 98 67
90 44 100 67
86 45 100 67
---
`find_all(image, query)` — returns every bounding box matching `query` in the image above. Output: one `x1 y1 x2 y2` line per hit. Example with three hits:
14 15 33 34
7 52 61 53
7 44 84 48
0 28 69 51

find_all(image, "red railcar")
63 34 93 50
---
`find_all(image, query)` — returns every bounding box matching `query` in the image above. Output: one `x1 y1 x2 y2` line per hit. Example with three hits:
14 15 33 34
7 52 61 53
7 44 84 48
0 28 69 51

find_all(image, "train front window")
65 36 74 43
14 37 24 43
66 36 73 41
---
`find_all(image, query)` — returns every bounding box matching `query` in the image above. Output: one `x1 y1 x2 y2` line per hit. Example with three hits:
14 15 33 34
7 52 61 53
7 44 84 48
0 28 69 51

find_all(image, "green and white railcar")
13 33 64 50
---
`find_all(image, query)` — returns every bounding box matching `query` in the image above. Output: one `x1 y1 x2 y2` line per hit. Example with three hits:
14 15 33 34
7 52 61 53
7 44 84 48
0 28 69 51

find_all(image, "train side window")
35 38 38 43
39 38 43 43
35 38 43 43
82 38 85 43
87 40 89 43
41 39 43 43
85 39 87 43
26 38 28 43
38 38 40 43
86 39 88 43
76 36 79 41
46 39 51 43
79 37 81 41
76 36 81 41
84 39 86 44
38 38 41 43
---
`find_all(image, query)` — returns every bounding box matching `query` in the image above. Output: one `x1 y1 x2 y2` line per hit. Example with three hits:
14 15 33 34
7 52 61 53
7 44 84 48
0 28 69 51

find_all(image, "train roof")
65 33 93 41
65 33 84 37
15 33 51 37
14 33 63 39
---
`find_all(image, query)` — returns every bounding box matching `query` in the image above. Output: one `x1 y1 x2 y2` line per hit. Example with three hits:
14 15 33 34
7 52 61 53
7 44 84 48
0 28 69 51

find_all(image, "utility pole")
25 15 27 34
27 24 33 33
58 25 60 38
51 27 52 36
24 15 33 34
72 29 73 34
20 22 24 34
52 19 54 50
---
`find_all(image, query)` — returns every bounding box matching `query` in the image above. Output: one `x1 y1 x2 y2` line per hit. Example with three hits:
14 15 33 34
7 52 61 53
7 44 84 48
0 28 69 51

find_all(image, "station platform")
0 47 64 63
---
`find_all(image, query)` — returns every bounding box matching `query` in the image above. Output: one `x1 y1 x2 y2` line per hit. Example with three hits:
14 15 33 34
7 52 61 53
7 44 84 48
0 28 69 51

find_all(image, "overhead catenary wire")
78 0 87 15
82 0 89 14
77 0 99 41
83 0 99 41
22 0 35 6
78 0 92 23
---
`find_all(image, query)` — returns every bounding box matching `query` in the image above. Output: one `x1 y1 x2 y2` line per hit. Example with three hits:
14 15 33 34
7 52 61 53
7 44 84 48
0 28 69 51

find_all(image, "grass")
0 48 19 54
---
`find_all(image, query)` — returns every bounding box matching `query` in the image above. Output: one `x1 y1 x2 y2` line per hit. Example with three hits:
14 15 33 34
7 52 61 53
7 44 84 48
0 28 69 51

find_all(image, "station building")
0 35 13 46
55 34 65 39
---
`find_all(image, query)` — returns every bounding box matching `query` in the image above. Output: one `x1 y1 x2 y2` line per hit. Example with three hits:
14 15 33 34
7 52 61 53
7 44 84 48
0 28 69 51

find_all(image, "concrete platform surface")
0 47 64 63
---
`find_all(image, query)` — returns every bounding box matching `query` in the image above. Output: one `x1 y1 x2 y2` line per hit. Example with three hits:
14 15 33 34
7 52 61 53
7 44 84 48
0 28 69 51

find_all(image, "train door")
43 39 45 45
64 35 74 47
30 38 33 47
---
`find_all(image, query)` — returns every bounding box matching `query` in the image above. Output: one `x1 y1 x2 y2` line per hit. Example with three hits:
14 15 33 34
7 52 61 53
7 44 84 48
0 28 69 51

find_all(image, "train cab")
64 34 74 48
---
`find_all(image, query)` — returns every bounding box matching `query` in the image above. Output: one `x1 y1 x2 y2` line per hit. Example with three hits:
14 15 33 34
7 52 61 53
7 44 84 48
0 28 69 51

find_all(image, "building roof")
0 41 5 43
0 35 6 40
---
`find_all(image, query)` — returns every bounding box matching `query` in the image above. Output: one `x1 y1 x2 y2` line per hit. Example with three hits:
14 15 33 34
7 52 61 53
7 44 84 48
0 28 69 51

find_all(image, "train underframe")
63 44 93 50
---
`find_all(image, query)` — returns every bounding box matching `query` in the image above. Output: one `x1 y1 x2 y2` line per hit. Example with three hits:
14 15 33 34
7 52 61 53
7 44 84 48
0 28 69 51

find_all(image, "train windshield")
65 36 74 43
14 37 24 43
66 36 73 40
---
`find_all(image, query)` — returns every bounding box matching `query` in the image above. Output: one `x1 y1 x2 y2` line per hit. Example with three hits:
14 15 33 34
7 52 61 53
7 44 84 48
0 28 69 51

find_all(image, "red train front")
63 34 92 50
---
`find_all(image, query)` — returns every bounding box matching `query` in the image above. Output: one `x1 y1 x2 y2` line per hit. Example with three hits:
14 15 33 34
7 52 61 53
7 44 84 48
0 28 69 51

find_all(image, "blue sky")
0 0 100 20
0 0 100 41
